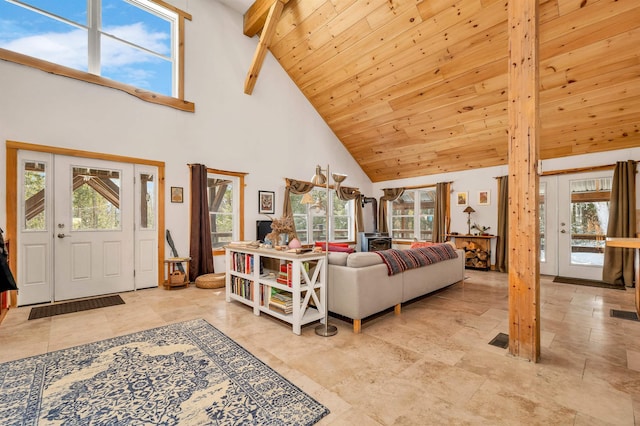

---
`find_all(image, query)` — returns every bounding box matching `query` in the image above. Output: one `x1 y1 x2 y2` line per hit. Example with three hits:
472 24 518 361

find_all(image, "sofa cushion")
346 252 383 268
327 252 349 266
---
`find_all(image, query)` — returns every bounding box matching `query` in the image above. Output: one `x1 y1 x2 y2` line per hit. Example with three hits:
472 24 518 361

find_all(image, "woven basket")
195 273 225 289
169 271 185 284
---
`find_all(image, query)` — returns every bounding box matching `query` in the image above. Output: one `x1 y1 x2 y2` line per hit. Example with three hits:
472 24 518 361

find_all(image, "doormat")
488 332 509 349
610 309 639 321
28 295 125 320
552 276 625 290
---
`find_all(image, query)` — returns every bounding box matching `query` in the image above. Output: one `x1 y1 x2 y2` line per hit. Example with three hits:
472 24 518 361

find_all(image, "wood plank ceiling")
243 0 640 182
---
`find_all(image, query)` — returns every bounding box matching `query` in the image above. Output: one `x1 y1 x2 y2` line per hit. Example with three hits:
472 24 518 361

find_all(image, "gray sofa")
327 243 465 333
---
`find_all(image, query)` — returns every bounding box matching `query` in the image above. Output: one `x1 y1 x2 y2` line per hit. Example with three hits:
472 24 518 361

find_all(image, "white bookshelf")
224 246 327 335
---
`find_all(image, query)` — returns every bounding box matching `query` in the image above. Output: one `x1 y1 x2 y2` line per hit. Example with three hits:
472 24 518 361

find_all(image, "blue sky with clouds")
0 0 174 96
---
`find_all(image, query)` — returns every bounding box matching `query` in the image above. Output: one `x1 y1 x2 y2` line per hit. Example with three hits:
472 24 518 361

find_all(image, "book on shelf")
286 247 314 254
231 276 253 300
231 252 253 274
276 262 293 286
263 287 293 314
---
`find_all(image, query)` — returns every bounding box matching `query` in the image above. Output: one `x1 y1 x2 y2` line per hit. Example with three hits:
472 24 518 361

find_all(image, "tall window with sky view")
0 0 177 96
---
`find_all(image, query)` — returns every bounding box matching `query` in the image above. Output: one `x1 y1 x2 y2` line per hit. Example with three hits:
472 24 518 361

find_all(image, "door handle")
560 230 566 233
57 233 71 239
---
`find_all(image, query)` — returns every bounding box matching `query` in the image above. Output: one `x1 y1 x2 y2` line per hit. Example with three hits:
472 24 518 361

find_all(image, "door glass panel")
569 177 610 266
139 173 155 229
71 167 121 231
23 161 46 231
539 182 546 263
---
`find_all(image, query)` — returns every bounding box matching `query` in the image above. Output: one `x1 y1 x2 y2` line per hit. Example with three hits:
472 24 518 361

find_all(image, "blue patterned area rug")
0 319 329 425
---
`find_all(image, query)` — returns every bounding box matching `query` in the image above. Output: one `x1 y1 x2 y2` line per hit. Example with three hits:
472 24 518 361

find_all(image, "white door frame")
540 176 558 276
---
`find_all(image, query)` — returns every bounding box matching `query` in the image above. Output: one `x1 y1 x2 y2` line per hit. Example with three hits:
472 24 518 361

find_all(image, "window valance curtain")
433 182 450 242
189 164 214 279
282 178 315 239
495 175 509 273
378 188 405 234
603 160 637 287
283 178 364 238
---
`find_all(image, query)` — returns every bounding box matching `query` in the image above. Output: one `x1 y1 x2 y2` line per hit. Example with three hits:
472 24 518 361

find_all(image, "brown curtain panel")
189 164 214 279
379 188 405 233
603 160 637 286
337 185 364 233
433 182 451 242
282 178 316 238
495 175 509 273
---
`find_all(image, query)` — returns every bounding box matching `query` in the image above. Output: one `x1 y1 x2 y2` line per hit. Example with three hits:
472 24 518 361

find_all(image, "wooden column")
507 0 541 362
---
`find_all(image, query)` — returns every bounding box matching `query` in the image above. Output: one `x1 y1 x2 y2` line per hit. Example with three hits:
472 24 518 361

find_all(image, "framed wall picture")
456 191 468 206
258 190 275 214
478 190 490 206
170 186 183 203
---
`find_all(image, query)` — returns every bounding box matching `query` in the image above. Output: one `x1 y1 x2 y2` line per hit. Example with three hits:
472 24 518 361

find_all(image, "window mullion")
415 192 421 239
87 0 100 75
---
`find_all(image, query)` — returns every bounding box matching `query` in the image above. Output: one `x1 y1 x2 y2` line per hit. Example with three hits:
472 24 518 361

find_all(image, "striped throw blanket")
375 244 459 276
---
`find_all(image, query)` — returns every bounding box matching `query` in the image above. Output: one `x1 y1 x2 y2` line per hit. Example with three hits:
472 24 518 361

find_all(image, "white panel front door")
53 156 135 301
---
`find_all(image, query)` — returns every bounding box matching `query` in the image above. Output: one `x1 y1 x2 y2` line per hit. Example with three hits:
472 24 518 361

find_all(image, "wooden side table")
164 257 191 289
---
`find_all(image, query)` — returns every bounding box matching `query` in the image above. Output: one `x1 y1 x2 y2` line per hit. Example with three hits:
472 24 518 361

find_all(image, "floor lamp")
310 164 346 337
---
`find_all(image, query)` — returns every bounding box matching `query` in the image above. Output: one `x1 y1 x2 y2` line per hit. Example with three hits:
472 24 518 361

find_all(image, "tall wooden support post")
507 0 541 362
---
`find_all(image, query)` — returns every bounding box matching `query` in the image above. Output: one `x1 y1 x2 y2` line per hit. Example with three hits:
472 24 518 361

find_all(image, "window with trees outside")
0 0 189 106
389 188 436 240
290 189 353 244
568 177 611 266
208 171 243 250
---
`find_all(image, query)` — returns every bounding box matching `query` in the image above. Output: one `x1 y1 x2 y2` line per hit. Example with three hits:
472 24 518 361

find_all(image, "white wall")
0 0 371 263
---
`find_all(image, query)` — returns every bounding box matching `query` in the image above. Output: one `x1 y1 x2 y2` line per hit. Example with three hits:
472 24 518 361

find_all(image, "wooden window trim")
0 0 194 112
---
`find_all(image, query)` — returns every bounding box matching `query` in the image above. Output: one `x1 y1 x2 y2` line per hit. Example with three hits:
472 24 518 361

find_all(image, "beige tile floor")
1 270 640 425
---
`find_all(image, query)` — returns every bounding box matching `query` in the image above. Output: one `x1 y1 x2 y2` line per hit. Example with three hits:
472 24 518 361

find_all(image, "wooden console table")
604 238 640 316
446 234 496 270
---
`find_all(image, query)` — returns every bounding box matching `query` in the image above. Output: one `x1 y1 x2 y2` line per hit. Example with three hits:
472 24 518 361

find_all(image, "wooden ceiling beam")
244 0 285 95
243 0 288 37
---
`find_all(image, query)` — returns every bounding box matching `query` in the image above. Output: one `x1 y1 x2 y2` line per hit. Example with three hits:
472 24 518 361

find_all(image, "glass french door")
540 171 612 280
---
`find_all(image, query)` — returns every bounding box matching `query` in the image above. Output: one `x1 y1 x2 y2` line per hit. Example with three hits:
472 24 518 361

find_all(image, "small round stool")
195 273 226 289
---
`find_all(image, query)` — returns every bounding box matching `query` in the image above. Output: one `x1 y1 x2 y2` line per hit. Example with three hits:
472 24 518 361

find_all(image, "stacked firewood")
463 241 490 270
